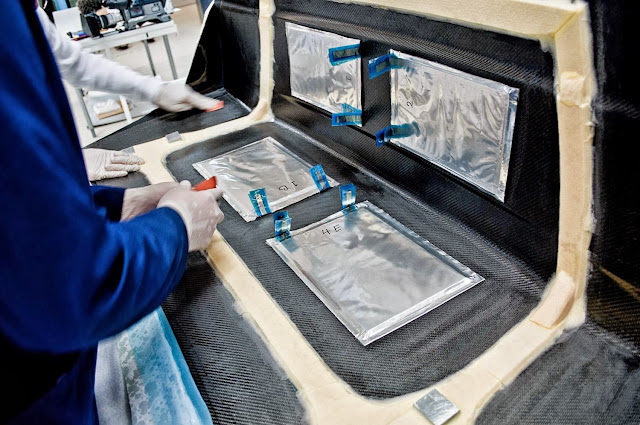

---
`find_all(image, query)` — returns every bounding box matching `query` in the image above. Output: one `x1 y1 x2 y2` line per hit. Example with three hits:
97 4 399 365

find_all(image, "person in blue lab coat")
0 2 224 423
35 3 224 181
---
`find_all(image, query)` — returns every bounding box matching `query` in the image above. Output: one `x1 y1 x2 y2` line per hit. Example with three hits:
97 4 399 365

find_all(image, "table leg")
119 95 133 124
75 87 96 138
143 39 157 76
162 35 178 80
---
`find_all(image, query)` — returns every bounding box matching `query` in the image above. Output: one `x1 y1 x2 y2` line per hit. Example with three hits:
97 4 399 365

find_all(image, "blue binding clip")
332 103 362 127
274 211 292 241
368 53 404 79
249 188 271 217
375 123 417 147
340 183 357 211
328 44 361 66
309 164 332 192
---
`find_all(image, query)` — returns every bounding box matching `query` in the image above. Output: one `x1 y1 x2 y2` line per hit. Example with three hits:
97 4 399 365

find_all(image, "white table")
74 21 179 137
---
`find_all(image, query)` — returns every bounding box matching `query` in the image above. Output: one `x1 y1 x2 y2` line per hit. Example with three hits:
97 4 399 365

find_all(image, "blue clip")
328 44 361 66
375 123 416 147
368 53 403 79
249 188 271 217
309 164 332 192
274 211 292 241
340 183 357 211
332 103 362 127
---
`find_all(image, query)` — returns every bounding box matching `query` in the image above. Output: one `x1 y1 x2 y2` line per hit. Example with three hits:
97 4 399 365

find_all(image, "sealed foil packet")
267 201 484 345
390 50 519 201
286 22 362 115
193 137 338 222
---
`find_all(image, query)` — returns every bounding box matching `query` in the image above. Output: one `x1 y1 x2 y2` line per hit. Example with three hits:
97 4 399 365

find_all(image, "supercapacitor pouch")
387 50 518 201
286 22 362 117
193 136 338 221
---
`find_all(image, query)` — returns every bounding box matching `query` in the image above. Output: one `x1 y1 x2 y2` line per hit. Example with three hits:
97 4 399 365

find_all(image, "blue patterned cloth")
114 309 213 425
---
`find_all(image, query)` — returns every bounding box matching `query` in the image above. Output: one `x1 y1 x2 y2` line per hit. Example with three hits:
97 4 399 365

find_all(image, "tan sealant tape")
134 0 595 423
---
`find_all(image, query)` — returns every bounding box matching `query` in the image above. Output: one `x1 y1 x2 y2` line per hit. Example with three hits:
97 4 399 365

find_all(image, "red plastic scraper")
205 100 225 112
193 176 217 191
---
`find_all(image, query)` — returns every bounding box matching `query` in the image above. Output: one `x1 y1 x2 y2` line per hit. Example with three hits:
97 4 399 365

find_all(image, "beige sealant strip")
134 0 594 423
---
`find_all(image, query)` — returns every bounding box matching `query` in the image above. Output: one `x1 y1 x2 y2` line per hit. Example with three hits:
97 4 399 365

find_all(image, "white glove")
83 149 145 181
153 82 224 113
157 181 225 251
121 182 182 221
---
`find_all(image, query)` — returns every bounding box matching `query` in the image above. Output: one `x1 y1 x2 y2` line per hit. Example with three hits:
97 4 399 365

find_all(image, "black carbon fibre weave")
163 253 307 425
473 1 640 421
587 269 640 357
477 323 640 424
82 151 307 424
188 0 261 107
87 90 250 152
165 121 544 398
272 0 560 281
87 0 640 420
586 0 640 350
91 172 149 189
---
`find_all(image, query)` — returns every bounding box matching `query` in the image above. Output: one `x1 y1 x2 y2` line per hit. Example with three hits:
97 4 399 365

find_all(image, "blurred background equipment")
79 0 170 37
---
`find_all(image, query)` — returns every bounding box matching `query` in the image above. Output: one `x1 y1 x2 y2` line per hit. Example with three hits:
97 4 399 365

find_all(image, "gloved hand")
83 148 145 181
121 182 182 221
153 82 224 113
157 181 225 251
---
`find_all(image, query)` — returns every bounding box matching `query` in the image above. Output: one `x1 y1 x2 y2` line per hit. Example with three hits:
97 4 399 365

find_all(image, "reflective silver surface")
415 389 460 425
390 50 518 201
267 201 484 345
286 22 362 115
193 137 338 222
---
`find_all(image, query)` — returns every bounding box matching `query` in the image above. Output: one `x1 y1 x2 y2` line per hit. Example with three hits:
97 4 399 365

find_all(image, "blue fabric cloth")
114 309 213 425
0 2 189 423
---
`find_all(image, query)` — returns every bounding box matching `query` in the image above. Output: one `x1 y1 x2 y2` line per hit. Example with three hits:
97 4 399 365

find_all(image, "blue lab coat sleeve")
90 185 126 221
0 1 189 355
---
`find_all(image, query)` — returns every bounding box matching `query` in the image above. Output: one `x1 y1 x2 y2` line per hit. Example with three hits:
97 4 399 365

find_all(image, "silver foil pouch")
390 50 519 201
267 201 484 345
286 22 362 115
193 137 338 222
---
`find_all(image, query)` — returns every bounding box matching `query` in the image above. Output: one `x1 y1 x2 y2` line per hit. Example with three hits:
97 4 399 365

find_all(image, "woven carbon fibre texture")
478 1 640 420
85 151 307 425
163 253 307 425
165 121 544 398
92 173 149 189
87 90 250 152
90 0 640 420
271 0 560 282
477 323 640 424
588 269 640 354
586 0 640 349
188 0 261 107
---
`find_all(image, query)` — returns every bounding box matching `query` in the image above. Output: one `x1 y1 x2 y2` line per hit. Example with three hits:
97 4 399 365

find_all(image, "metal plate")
415 389 460 425
193 137 338 222
267 201 484 345
390 50 518 201
286 22 362 114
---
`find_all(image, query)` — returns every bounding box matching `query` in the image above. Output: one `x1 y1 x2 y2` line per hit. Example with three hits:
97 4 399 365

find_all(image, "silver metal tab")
415 389 460 425
286 22 362 116
390 50 519 201
165 131 181 143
